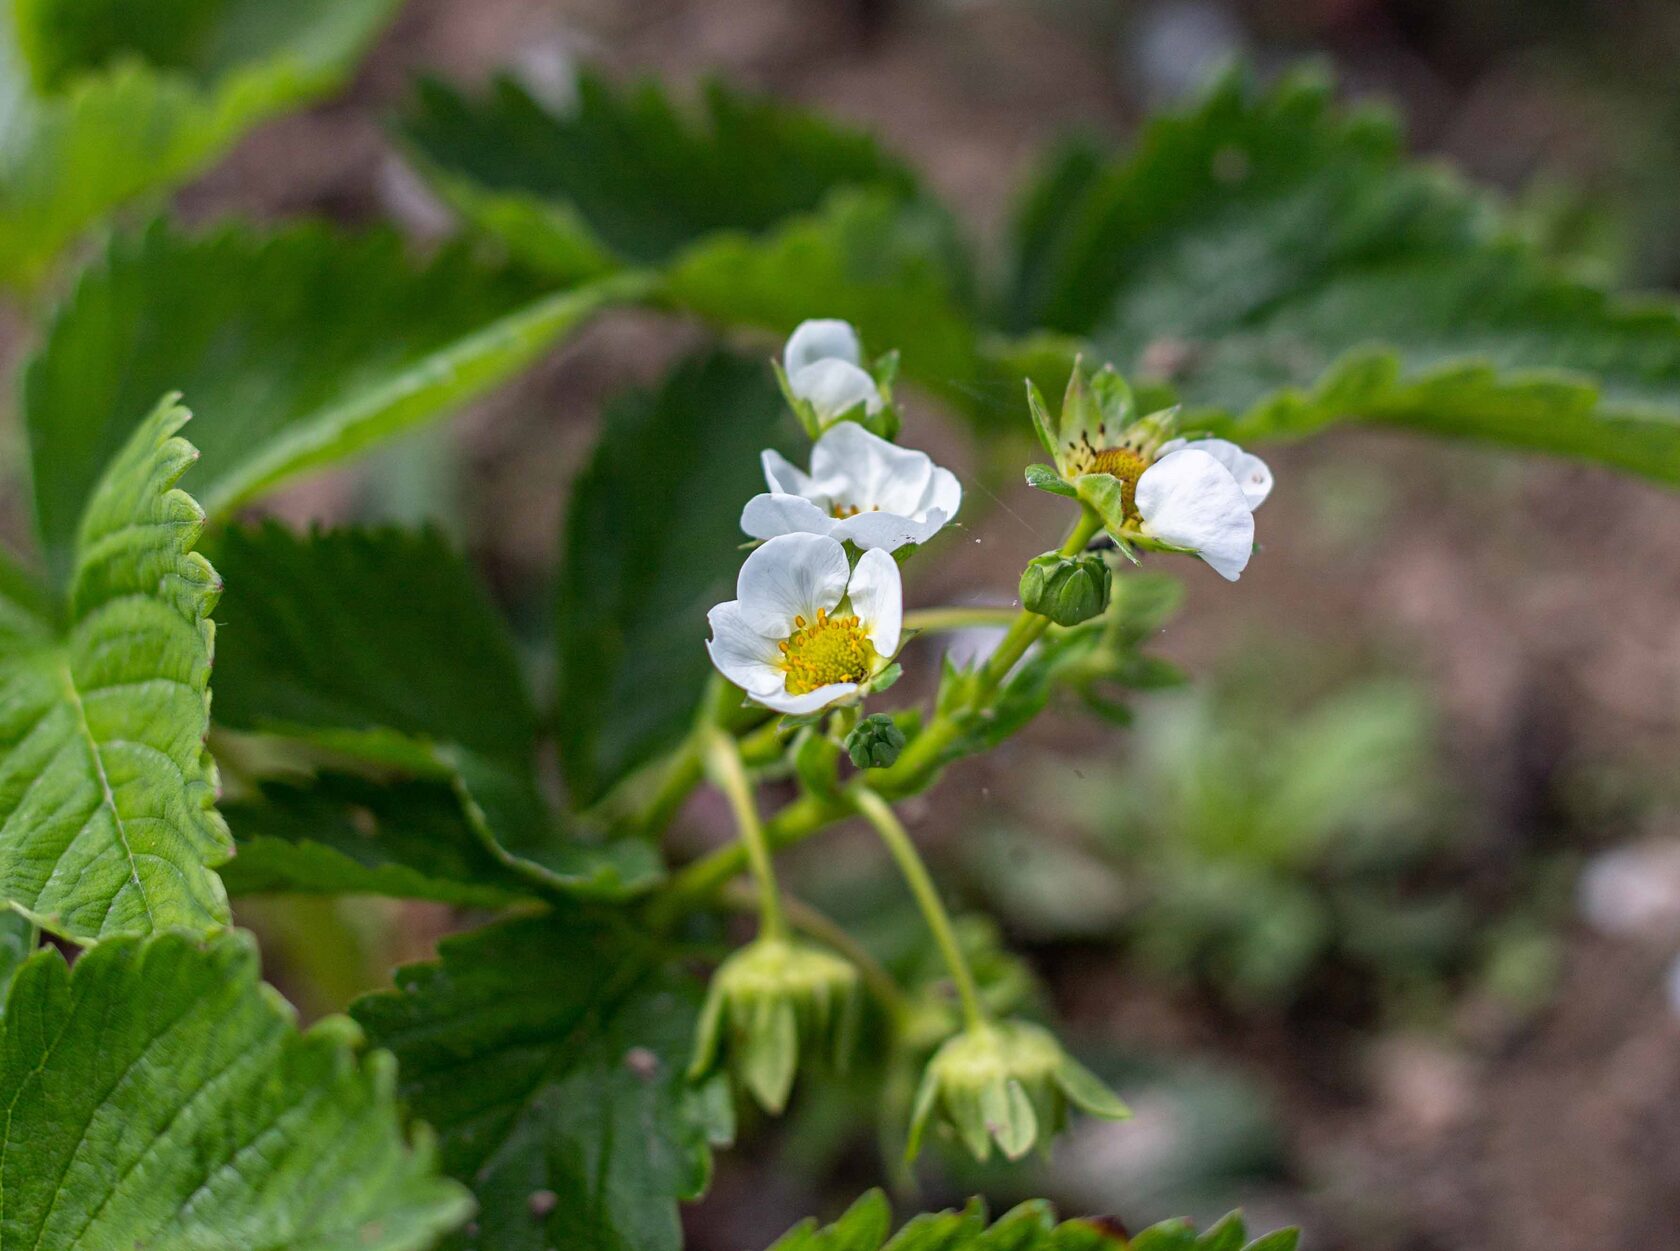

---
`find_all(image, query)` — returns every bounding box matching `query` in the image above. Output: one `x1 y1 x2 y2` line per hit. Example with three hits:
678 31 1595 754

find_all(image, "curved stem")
903 605 1020 634
852 787 984 1031
703 728 786 940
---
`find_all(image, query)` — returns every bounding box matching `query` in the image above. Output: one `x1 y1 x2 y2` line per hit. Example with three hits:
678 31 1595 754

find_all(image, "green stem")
852 787 984 1030
903 605 1021 634
703 728 786 940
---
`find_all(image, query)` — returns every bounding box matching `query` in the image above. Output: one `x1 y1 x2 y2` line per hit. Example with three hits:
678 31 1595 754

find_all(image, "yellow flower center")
777 608 875 694
1065 442 1149 519
829 502 881 519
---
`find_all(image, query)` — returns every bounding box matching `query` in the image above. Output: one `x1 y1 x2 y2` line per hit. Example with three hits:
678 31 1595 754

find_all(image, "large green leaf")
24 221 641 582
399 69 918 274
219 775 542 906
0 928 472 1249
212 524 659 898
553 351 798 805
352 912 727 1251
0 0 399 290
1006 67 1680 483
766 1191 1298 1251
0 398 230 942
1001 68 1680 486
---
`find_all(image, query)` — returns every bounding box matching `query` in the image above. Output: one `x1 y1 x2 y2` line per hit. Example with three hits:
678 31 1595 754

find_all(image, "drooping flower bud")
1019 551 1111 627
845 712 907 769
689 936 862 1114
906 1020 1128 1162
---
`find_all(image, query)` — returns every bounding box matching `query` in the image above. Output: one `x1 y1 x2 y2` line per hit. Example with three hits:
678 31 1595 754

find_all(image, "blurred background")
6 1 1680 1248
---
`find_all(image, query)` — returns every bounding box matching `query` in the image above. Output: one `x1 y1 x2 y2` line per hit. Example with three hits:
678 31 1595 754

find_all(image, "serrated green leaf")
764 1195 1292 1251
212 523 659 899
1008 66 1680 483
0 928 472 1249
352 912 722 1251
0 910 33 1002
218 775 542 906
399 69 919 271
554 351 799 805
0 0 399 289
0 397 231 942
24 222 641 581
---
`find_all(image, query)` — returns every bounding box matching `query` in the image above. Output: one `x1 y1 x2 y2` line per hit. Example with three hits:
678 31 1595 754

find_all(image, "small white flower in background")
783 319 883 423
742 422 961 552
707 532 902 715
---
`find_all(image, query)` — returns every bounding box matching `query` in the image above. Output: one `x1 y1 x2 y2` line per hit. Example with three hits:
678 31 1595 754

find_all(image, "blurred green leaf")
212 524 659 899
1008 66 1680 483
0 398 230 943
219 774 542 906
764 1191 1296 1250
554 351 798 805
0 928 472 1249
24 221 640 582
352 912 727 1251
666 189 988 418
0 0 399 289
400 68 919 272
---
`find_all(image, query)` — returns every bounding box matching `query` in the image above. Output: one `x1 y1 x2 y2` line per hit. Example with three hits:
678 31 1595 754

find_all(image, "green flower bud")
1020 552 1111 627
906 1020 1129 1162
845 713 907 769
689 937 862 1114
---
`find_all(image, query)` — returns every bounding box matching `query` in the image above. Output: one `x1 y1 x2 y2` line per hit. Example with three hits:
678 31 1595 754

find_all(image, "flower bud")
845 713 907 769
689 937 862 1114
906 1020 1128 1162
1019 551 1110 627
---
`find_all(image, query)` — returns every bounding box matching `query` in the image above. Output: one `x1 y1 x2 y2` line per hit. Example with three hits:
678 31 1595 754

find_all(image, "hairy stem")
853 787 984 1030
703 728 787 939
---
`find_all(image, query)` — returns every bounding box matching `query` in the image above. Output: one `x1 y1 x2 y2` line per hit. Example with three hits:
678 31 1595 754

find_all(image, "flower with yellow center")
742 422 962 552
707 533 902 715
1027 363 1273 581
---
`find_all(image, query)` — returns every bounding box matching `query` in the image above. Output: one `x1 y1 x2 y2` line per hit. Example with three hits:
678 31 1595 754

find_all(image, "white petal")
790 359 882 420
741 493 837 541
755 682 860 716
784 319 862 375
706 602 785 696
831 509 945 552
737 532 850 636
1158 437 1272 509
811 421 931 514
1135 449 1256 582
918 465 962 525
761 448 816 497
846 547 903 658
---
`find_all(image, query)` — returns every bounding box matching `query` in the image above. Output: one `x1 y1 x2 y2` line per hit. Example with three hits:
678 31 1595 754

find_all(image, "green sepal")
1075 472 1131 540
1025 379 1058 458
1024 462 1078 498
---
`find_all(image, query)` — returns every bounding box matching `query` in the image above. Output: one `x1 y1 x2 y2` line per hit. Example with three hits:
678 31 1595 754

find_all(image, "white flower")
1133 448 1258 581
707 533 903 715
742 422 961 552
1157 436 1273 509
783 319 882 422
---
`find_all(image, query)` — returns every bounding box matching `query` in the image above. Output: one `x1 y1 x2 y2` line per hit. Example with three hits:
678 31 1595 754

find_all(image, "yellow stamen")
776 607 875 694
1064 439 1149 519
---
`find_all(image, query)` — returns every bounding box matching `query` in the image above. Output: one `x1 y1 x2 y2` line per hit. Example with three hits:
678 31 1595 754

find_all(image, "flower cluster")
695 318 1279 1166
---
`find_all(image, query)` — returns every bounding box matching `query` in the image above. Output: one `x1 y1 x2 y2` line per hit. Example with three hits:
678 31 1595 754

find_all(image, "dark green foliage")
352 912 729 1251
